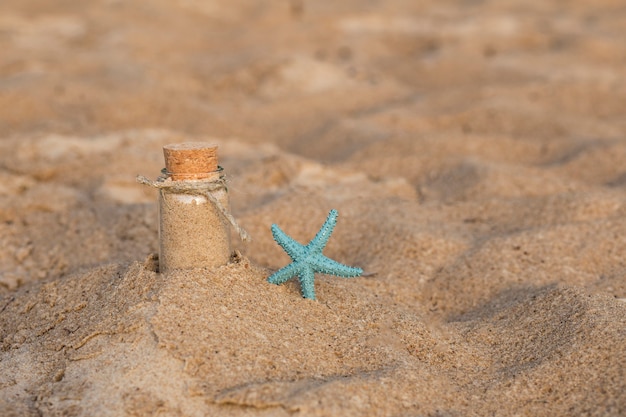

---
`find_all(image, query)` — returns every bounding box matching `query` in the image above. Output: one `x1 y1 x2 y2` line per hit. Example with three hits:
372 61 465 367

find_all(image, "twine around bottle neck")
136 173 251 242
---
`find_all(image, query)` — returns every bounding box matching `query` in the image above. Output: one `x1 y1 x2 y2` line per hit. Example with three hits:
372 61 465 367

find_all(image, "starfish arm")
307 209 338 253
310 255 363 278
271 224 306 261
298 266 317 300
267 261 302 285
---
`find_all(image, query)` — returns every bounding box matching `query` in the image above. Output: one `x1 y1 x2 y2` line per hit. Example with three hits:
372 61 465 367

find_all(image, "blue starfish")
267 209 363 300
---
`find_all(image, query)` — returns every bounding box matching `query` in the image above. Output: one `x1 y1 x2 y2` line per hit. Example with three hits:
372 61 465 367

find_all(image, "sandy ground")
1 1 626 416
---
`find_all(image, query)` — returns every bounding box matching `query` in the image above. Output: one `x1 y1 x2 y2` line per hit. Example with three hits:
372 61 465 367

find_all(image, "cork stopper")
163 142 219 180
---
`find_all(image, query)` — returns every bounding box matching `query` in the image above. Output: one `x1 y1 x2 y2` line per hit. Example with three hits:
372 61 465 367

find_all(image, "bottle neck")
160 166 224 182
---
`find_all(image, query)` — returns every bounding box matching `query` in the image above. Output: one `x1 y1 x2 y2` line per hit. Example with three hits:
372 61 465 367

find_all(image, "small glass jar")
157 143 231 272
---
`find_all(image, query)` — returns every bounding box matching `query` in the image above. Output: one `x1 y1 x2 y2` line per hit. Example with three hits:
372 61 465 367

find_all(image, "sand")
1 0 625 416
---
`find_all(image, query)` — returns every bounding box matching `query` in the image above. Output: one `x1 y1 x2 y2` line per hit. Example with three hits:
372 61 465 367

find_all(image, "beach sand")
1 1 625 415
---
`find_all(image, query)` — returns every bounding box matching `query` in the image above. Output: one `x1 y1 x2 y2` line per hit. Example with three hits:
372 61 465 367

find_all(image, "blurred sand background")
1 0 626 416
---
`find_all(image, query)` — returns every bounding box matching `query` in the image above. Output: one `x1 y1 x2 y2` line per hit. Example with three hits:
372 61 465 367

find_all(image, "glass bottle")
158 143 231 272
